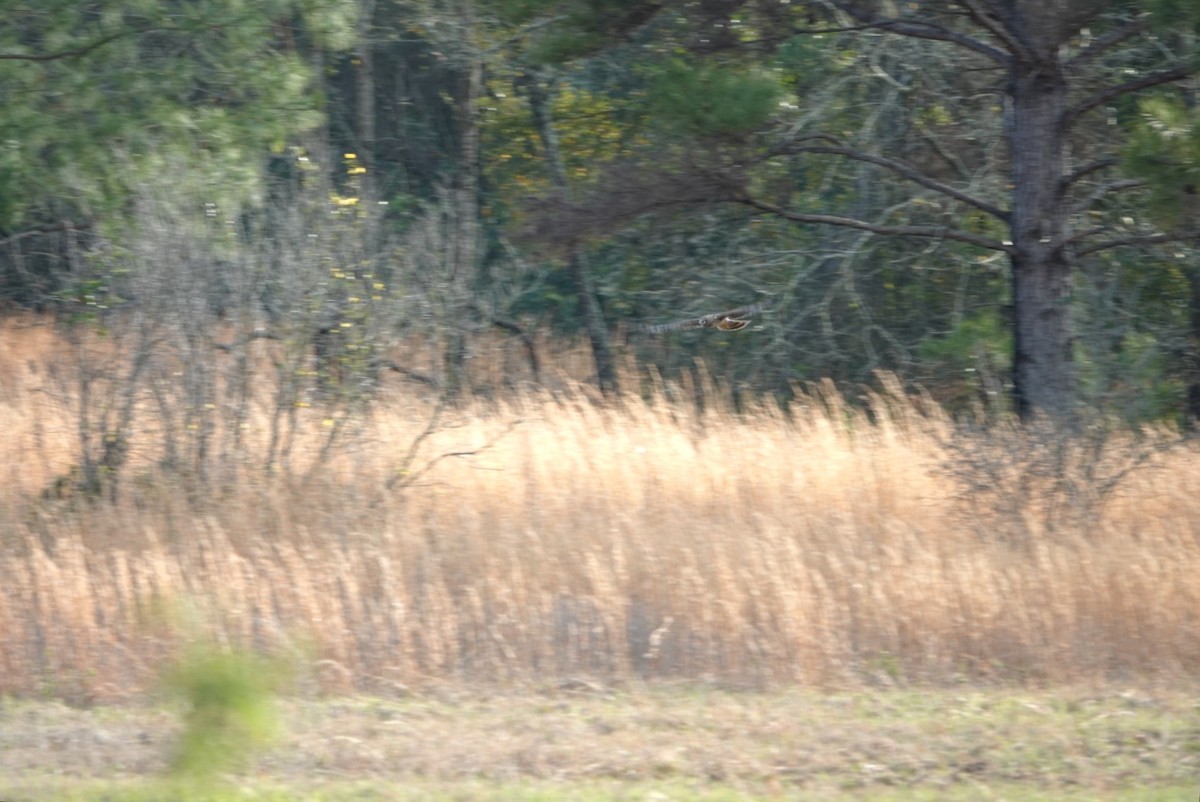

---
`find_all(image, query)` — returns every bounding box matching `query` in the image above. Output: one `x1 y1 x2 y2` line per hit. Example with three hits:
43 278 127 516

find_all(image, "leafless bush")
940 411 1185 544
392 185 542 398
40 160 415 497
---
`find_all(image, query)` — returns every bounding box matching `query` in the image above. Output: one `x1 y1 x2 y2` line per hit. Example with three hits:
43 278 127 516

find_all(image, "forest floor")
2 682 1198 802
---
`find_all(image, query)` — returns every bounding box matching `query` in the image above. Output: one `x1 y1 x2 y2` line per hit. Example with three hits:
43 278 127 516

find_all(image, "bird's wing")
646 316 707 334
644 303 768 335
711 303 767 322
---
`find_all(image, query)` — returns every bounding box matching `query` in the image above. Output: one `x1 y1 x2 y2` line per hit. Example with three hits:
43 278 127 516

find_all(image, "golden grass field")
1 315 1198 703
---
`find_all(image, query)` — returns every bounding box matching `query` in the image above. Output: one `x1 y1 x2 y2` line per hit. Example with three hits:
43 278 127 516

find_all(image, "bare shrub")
38 156 420 496
939 409 1185 545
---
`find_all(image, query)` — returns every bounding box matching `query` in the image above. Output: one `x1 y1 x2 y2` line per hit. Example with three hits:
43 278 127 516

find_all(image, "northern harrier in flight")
645 303 767 335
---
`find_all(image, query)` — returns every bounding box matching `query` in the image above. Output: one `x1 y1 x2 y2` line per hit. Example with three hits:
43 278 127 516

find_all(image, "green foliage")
3 0 1197 422
529 26 608 66
915 308 1011 412
646 61 782 139
524 0 660 64
1143 0 1200 35
1124 97 1200 228
775 34 853 94
162 643 289 779
0 0 356 258
297 0 359 49
1072 250 1195 423
919 310 1010 368
482 75 627 221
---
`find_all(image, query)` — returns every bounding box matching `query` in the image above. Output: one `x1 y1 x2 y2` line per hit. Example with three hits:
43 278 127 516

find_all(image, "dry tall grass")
1 317 1198 701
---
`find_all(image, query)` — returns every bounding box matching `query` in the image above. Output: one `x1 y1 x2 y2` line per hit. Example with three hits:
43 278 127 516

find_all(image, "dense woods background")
3 0 1200 429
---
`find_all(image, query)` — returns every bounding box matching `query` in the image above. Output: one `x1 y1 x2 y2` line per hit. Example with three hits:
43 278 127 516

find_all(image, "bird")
644 303 768 335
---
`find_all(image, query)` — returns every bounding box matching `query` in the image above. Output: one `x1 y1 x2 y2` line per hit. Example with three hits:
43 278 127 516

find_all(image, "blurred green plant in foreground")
162 642 290 779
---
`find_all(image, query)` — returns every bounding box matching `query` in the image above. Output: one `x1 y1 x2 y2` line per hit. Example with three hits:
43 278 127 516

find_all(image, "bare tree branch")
212 328 278 353
749 17 1005 61
1075 229 1199 257
1060 157 1119 190
827 3 1010 64
521 164 745 248
737 196 1014 252
0 9 268 64
468 301 541 381
384 361 441 388
483 14 567 55
385 405 521 492
918 125 972 181
783 143 1010 221
954 0 1035 61
1066 15 1148 68
1067 64 1195 123
0 27 162 62
0 220 93 247
1070 178 1145 214
874 19 1010 63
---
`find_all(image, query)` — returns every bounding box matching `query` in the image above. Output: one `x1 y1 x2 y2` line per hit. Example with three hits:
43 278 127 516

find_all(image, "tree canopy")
3 0 1199 422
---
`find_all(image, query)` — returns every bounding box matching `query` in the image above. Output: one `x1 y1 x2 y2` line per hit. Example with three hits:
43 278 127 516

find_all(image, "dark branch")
1075 229 1199 257
872 19 1010 63
1070 179 1144 214
1060 157 1119 190
386 414 521 492
468 301 541 381
0 26 163 62
755 21 898 35
213 328 279 353
484 14 567 55
0 220 93 247
827 3 1010 64
0 9 267 64
737 196 1014 252
954 0 1034 61
1066 16 1148 68
783 143 1009 221
385 361 441 388
1067 65 1195 123
521 164 745 248
752 16 1005 61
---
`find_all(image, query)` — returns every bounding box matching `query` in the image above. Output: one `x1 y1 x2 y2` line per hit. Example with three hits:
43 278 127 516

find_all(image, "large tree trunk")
522 67 620 395
567 250 619 394
355 0 377 178
444 0 483 401
1008 53 1076 420
1183 265 1200 425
